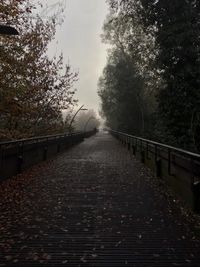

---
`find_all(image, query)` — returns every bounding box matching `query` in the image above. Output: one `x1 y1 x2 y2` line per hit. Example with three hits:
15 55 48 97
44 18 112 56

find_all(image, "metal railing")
0 129 96 181
110 130 200 213
0 132 82 147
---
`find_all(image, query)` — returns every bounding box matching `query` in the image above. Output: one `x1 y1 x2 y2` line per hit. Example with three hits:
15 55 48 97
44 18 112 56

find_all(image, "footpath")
0 132 199 266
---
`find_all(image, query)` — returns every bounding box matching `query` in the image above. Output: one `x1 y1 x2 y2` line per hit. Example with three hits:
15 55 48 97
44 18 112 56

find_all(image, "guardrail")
0 129 97 181
110 130 200 213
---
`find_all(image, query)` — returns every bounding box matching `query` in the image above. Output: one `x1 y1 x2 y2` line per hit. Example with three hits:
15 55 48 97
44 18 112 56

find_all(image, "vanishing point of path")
0 132 200 266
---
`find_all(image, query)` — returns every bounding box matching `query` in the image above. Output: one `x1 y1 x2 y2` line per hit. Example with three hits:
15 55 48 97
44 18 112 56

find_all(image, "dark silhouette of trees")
99 0 200 152
98 0 157 137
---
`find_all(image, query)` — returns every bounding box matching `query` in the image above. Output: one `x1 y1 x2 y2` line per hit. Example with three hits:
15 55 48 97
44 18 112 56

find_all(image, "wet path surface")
0 132 200 266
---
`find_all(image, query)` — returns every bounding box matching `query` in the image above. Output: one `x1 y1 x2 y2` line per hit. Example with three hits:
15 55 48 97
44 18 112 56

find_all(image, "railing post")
132 138 136 155
146 142 151 160
132 144 136 155
121 136 123 145
192 181 200 213
57 143 60 153
156 158 162 178
155 145 162 178
17 142 24 174
43 146 48 160
168 149 175 176
127 137 131 151
0 145 3 178
140 140 145 163
135 139 138 155
17 155 23 174
141 150 145 163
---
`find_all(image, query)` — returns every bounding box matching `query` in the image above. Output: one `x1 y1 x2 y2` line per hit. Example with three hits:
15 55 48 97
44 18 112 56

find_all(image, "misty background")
45 0 108 113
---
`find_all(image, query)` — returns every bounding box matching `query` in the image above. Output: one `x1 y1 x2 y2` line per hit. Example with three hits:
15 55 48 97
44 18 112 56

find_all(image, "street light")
84 116 95 132
69 105 88 131
0 24 19 35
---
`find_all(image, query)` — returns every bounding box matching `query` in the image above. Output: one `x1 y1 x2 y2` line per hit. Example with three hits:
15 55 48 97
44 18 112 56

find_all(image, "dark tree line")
98 0 200 152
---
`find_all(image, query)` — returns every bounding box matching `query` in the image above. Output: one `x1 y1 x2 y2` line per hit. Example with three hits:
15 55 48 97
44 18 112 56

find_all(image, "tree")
100 0 200 152
140 0 200 151
0 0 78 140
99 49 145 134
98 0 157 136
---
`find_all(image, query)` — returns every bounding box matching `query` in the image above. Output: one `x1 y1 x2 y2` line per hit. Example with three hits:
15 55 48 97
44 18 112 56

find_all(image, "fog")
46 0 108 114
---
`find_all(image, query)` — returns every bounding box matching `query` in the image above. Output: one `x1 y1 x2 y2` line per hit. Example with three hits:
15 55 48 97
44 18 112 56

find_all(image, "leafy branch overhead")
0 0 78 140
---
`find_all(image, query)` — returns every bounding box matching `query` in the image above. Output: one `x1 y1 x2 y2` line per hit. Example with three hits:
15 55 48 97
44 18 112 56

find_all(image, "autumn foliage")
0 0 78 140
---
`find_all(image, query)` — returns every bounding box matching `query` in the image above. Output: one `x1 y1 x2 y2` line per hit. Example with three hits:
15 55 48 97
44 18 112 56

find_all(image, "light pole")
0 24 19 35
69 105 88 131
84 116 95 132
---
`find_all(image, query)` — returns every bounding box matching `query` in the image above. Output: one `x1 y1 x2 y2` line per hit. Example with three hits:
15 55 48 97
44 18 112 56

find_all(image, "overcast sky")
44 0 108 114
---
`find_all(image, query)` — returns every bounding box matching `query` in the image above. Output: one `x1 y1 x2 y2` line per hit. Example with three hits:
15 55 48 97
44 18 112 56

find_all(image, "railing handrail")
110 130 200 160
0 131 84 147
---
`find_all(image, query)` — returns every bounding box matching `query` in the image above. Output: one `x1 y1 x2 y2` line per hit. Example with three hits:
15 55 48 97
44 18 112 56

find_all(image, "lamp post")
84 116 95 132
0 24 19 35
69 105 88 131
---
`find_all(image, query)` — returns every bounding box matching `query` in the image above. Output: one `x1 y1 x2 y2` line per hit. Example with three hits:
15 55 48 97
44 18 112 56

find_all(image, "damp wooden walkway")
0 132 200 266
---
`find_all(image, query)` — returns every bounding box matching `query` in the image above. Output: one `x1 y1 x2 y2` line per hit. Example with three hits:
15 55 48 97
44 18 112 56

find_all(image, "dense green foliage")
98 0 200 152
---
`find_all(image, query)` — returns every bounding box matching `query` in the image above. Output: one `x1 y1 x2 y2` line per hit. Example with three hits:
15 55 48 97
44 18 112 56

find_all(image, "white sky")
43 0 108 114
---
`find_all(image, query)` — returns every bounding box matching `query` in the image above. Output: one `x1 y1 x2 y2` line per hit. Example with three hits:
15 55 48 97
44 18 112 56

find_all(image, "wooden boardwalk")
0 132 200 266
